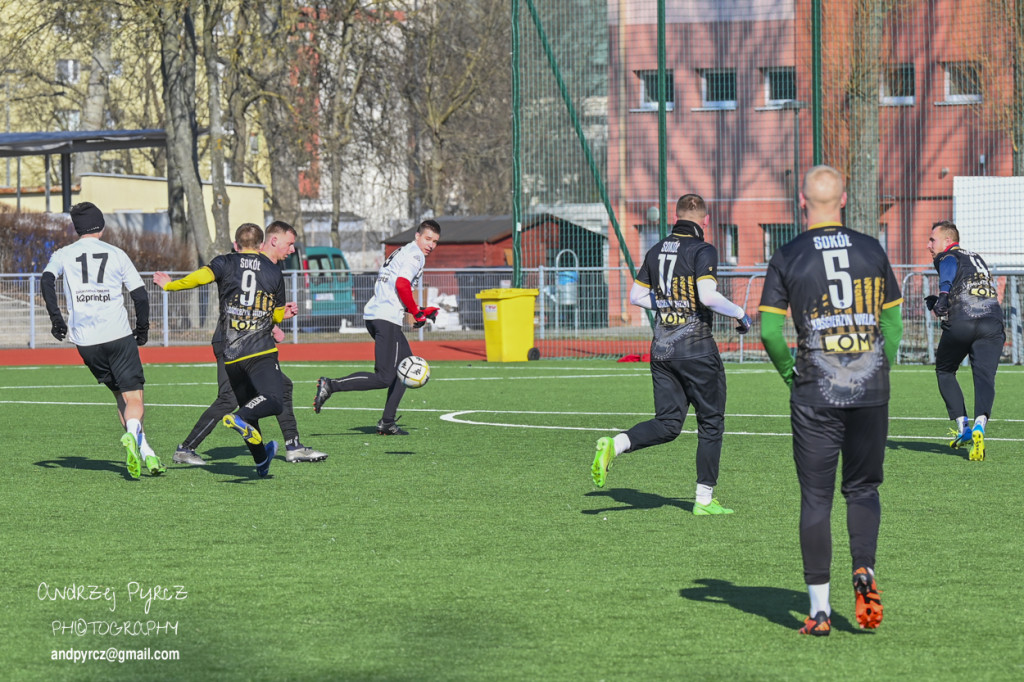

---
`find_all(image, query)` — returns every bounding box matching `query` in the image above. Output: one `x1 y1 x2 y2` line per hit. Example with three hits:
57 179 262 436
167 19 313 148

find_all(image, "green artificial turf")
1 360 1022 680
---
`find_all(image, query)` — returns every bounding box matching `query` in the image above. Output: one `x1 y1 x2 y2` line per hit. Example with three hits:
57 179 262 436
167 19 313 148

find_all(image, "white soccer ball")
398 355 430 389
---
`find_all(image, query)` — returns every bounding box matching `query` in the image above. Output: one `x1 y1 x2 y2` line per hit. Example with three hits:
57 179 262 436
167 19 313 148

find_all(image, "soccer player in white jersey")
313 219 441 435
40 202 164 479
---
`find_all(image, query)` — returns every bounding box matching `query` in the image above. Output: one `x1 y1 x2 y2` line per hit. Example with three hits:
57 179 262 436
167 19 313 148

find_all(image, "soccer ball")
397 355 430 389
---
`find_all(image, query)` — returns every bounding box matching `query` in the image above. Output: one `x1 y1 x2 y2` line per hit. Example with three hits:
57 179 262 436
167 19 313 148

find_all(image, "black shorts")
225 353 284 413
76 335 145 393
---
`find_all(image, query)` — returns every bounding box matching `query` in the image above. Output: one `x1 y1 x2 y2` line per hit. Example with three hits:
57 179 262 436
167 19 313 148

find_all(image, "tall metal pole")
511 0 523 288
657 0 668 239
4 74 10 187
812 0 822 165
783 101 808 230
793 107 801 230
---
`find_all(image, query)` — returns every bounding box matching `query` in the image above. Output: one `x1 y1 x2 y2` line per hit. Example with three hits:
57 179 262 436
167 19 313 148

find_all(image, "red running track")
0 340 490 366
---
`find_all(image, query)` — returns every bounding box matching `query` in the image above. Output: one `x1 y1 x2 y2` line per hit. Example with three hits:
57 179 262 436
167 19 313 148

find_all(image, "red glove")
413 306 440 328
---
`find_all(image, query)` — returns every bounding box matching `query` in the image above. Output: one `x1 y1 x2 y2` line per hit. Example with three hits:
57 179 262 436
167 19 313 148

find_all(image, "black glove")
932 292 950 317
413 306 440 329
735 314 752 335
924 295 937 311
134 326 149 346
50 318 68 341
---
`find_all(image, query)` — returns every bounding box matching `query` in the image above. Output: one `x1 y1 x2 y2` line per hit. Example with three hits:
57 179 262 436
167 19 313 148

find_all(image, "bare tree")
200 0 232 243
998 0 1024 174
846 0 888 238
313 0 406 248
77 11 114 176
248 1 308 240
139 0 223 263
400 0 511 216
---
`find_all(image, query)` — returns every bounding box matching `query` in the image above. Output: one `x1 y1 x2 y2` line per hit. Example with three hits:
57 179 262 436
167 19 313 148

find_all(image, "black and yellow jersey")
759 222 902 407
635 220 719 359
207 252 286 363
933 246 1002 326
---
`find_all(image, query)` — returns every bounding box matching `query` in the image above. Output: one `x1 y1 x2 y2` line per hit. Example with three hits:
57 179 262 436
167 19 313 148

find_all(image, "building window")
761 223 797 261
635 222 660 256
56 109 80 131
699 69 737 110
944 62 981 104
214 12 236 36
763 67 796 107
881 63 915 106
635 70 675 111
715 224 739 265
56 59 80 85
53 11 82 36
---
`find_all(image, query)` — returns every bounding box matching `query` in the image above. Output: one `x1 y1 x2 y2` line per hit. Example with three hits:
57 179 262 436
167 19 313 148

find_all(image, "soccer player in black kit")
591 193 752 515
155 223 297 477
926 220 1004 462
759 165 903 636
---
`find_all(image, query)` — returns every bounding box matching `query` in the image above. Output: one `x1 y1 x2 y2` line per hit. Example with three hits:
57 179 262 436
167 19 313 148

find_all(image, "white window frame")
213 12 236 37
57 109 81 131
880 63 915 107
56 59 80 85
717 224 739 265
698 69 737 110
761 223 797 262
943 62 982 104
763 67 796 108
635 70 675 112
635 219 661 256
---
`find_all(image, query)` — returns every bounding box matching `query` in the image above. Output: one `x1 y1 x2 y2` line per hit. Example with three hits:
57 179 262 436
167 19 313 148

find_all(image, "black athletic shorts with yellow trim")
76 334 145 393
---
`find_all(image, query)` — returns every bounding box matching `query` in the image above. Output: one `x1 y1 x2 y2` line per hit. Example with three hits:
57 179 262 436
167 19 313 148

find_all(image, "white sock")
808 583 831 617
956 416 969 434
140 433 155 458
125 419 142 439
695 484 713 506
974 415 988 431
613 433 631 455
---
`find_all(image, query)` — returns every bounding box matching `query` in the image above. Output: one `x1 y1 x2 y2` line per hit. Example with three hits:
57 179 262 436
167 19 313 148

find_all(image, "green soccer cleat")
121 432 141 480
145 455 166 476
948 427 972 449
969 426 985 461
693 499 734 516
591 436 616 488
222 414 262 445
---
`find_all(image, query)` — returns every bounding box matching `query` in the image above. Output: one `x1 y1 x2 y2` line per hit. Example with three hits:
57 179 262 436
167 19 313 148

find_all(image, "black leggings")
326 319 411 424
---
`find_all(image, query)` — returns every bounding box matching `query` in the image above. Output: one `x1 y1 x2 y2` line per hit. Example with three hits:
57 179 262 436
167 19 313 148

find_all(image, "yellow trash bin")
474 288 540 362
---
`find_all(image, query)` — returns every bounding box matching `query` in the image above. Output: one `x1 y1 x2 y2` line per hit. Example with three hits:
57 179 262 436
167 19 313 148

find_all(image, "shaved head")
800 165 847 223
802 166 844 207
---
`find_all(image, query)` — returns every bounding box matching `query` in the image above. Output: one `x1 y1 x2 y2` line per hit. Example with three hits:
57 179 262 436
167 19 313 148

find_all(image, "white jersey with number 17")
363 240 425 325
43 238 144 346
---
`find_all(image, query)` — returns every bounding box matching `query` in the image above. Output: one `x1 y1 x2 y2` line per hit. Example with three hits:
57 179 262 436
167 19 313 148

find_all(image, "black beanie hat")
70 202 104 235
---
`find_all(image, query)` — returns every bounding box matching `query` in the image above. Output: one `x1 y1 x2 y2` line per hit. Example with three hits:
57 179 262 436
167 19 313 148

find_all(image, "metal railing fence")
3 266 1021 363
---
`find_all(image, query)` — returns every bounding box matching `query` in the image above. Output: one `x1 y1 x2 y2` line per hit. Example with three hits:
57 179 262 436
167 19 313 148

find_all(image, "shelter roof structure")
0 129 166 212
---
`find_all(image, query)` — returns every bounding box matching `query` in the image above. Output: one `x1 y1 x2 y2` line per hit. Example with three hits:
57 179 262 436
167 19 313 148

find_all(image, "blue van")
282 245 359 329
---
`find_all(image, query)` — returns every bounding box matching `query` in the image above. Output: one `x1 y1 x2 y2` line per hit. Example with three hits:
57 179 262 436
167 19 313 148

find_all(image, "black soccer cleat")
376 418 408 436
313 377 333 414
798 611 831 636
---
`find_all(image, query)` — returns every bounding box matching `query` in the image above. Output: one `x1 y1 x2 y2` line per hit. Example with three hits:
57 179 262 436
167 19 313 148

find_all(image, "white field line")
436 410 1024 440
2 398 1021 442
